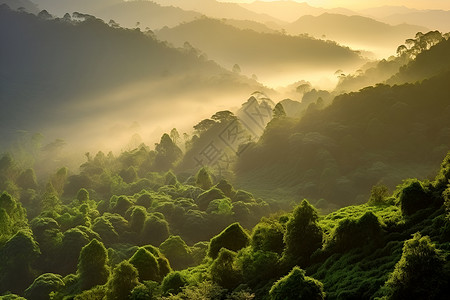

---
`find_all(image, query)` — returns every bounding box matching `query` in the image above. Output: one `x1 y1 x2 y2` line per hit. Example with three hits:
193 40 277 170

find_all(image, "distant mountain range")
241 0 355 22
0 5 264 147
156 17 364 85
287 13 427 51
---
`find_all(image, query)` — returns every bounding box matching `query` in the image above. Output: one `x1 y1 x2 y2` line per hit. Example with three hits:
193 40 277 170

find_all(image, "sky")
221 0 450 10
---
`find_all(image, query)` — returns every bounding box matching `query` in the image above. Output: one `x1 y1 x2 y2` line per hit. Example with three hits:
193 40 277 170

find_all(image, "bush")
161 271 188 295
269 267 325 300
129 248 160 282
24 273 65 300
208 223 250 259
283 200 323 266
383 233 447 300
210 248 242 290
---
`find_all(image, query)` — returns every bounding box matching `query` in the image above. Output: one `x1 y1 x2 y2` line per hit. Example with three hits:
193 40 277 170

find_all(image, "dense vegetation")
2 2 450 300
236 34 450 208
1 144 449 299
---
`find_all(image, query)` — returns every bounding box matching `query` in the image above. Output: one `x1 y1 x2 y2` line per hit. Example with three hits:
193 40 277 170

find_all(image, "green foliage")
283 200 323 266
129 248 160 281
210 248 243 290
77 239 110 291
215 179 235 198
111 195 133 216
368 184 390 205
269 267 325 300
161 271 188 295
238 248 280 285
24 273 64 300
136 192 154 208
92 216 119 245
77 188 89 203
208 223 250 259
130 281 160 300
0 230 40 294
196 188 226 211
328 211 382 252
60 226 98 275
159 235 193 270
129 206 147 233
106 260 139 300
165 171 178 186
195 167 213 190
383 233 447 299
251 219 285 254
399 179 432 216
141 214 170 246
153 134 183 172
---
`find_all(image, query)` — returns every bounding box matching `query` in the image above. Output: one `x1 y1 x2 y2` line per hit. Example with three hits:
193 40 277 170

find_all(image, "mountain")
287 13 427 57
336 31 449 93
359 5 418 19
235 37 450 207
0 0 39 13
152 0 280 24
156 18 364 86
242 0 355 23
93 0 202 30
0 6 264 149
27 0 123 16
382 10 450 33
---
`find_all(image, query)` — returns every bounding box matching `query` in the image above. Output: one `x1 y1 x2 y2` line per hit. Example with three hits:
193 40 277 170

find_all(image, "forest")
1 0 450 299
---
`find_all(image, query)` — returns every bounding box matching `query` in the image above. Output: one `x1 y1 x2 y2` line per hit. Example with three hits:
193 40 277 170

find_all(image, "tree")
161 271 188 295
210 248 242 290
152 134 182 171
399 179 431 216
208 223 250 259
211 111 237 124
129 248 160 282
269 267 325 300
24 273 64 300
141 215 170 246
193 119 216 134
170 128 181 146
283 200 323 266
272 103 286 119
384 233 447 300
0 231 40 294
195 167 213 190
106 261 139 300
159 235 193 270
76 188 89 203
129 206 147 233
77 239 110 290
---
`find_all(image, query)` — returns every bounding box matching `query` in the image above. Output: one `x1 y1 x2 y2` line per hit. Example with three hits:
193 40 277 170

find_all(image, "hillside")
156 18 364 85
336 31 449 92
152 0 280 24
382 10 450 33
242 0 355 22
287 13 427 55
235 40 450 208
93 1 202 30
1 133 449 299
0 6 264 150
27 0 122 16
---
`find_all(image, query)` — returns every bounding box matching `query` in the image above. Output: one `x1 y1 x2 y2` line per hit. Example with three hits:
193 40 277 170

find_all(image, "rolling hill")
0 5 264 150
156 17 364 86
287 13 427 55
